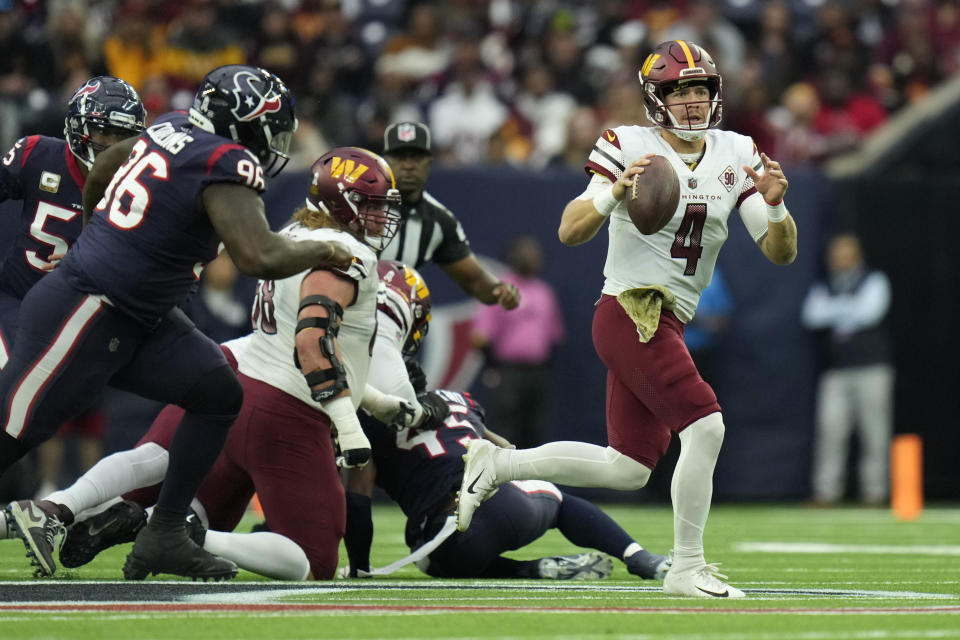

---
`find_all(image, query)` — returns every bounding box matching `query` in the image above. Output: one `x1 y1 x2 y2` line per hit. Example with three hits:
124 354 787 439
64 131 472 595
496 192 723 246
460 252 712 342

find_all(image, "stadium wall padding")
2 164 955 501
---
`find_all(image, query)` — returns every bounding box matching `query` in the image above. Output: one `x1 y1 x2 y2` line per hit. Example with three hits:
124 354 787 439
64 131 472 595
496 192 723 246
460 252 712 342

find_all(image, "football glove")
415 391 450 430
405 358 428 394
324 397 371 468
362 388 417 426
332 424 371 468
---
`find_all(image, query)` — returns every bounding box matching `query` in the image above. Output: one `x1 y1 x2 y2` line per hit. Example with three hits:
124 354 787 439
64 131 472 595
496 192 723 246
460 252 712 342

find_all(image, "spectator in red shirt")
813 69 887 157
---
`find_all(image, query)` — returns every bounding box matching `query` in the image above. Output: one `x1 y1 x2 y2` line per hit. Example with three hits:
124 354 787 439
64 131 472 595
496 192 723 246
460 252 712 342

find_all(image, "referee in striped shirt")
381 122 519 311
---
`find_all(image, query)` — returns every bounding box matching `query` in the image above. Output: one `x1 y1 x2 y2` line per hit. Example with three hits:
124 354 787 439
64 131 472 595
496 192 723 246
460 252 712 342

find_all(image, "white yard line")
735 542 960 556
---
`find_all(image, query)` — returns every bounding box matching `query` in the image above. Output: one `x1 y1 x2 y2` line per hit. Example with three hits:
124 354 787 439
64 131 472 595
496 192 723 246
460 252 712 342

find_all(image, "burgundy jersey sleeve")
584 128 625 183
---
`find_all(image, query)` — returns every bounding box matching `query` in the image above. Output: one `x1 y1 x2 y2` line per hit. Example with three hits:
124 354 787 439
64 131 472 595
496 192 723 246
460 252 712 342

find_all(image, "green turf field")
1 503 958 639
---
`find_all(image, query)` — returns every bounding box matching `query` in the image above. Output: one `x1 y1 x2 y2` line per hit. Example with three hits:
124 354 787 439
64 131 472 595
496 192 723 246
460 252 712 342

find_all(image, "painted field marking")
0 581 955 605
0 602 959 616
735 542 960 556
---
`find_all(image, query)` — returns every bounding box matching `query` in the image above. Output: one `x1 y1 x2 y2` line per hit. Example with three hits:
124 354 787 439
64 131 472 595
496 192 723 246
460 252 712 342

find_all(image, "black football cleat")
185 509 207 547
60 499 147 568
122 523 237 581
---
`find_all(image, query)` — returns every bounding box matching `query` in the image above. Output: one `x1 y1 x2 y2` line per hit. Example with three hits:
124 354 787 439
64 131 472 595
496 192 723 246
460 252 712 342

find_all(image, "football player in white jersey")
456 40 797 598
342 262 671 583
0 148 432 580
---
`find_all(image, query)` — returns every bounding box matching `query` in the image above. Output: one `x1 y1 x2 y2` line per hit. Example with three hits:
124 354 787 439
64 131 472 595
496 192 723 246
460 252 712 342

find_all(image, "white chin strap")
664 109 709 141
671 128 707 142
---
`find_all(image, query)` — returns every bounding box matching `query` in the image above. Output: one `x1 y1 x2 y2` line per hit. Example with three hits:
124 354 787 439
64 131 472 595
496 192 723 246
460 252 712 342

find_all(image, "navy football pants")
422 482 561 577
0 268 234 473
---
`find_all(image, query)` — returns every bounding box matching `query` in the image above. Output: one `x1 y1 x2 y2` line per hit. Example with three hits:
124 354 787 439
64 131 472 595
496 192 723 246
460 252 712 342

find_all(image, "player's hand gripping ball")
626 155 680 235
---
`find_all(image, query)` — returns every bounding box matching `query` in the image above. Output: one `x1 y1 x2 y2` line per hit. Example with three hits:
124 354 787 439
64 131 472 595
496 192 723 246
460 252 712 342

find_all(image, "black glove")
415 390 450 430
330 425 371 468
405 358 428 394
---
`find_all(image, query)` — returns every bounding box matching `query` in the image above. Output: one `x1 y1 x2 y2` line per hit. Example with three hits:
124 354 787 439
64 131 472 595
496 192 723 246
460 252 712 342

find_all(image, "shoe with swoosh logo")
6 500 66 577
60 499 146 568
663 562 745 598
455 438 499 532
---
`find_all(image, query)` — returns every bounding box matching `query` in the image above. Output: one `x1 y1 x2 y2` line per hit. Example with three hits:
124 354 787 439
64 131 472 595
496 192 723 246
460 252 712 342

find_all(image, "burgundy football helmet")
307 147 402 252
377 260 432 356
638 40 723 141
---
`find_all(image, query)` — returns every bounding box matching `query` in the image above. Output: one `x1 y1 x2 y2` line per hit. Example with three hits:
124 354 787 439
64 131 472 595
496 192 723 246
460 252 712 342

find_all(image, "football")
626 155 681 235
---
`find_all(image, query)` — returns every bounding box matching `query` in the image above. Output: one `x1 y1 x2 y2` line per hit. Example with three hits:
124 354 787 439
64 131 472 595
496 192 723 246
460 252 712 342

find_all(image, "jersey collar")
64 144 86 189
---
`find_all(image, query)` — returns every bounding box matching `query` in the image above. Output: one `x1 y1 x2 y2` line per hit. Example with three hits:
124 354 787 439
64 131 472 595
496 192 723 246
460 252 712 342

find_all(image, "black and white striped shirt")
380 190 472 269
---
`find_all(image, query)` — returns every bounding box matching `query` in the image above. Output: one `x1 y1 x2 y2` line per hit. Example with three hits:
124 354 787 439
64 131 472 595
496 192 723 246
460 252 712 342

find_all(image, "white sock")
45 443 169 518
670 412 725 572
495 442 651 490
203 530 310 580
623 542 644 559
189 498 209 527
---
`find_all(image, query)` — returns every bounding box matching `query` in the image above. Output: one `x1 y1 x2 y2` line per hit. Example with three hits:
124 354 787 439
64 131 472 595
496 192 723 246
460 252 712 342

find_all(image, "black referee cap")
383 122 431 154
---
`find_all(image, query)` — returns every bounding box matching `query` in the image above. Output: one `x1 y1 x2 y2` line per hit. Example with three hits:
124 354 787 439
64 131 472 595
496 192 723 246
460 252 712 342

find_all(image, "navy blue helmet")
188 65 297 177
65 76 146 169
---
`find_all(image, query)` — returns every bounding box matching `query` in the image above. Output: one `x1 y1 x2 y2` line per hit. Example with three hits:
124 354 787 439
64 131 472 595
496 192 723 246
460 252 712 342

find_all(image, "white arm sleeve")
737 192 775 242
575 173 614 201
367 324 418 405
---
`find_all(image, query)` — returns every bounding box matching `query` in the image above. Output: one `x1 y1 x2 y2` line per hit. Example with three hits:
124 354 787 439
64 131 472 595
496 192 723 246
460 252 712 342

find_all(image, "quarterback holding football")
457 40 797 599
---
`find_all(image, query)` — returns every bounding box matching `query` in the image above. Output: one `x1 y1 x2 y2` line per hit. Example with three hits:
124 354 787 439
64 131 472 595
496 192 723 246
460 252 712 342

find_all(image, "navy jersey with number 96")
62 111 266 326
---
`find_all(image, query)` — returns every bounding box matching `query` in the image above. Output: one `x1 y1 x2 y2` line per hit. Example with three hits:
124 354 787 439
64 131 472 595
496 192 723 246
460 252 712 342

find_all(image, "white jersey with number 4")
225 223 380 410
584 126 769 322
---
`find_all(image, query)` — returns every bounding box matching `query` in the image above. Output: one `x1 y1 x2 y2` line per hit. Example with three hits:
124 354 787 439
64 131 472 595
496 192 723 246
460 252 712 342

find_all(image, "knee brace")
294 295 348 403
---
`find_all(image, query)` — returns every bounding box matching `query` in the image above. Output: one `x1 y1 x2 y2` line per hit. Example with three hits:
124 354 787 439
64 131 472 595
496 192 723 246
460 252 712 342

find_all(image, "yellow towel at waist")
616 286 677 343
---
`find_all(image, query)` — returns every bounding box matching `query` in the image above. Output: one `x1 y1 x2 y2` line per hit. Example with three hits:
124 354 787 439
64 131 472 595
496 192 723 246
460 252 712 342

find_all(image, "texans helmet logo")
70 80 101 102
229 70 282 122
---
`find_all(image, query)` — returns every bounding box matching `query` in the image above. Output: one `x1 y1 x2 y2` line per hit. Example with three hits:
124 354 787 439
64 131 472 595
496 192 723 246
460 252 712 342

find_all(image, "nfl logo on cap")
384 122 431 154
397 123 417 142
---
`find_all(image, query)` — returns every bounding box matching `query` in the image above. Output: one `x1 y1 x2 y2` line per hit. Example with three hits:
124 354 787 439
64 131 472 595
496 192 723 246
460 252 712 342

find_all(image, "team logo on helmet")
70 80 101 101
230 70 282 122
328 156 369 184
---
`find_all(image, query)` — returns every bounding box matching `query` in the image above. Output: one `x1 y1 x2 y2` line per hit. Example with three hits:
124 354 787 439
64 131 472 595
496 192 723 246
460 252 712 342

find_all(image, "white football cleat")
663 562 745 598
455 438 498 531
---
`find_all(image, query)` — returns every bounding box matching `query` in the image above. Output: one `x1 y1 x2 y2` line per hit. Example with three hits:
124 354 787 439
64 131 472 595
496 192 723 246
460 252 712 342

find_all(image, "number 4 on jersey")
671 202 706 275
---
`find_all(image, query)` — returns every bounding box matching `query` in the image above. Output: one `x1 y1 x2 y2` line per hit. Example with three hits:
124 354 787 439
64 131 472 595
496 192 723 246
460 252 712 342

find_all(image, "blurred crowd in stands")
1 0 957 171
